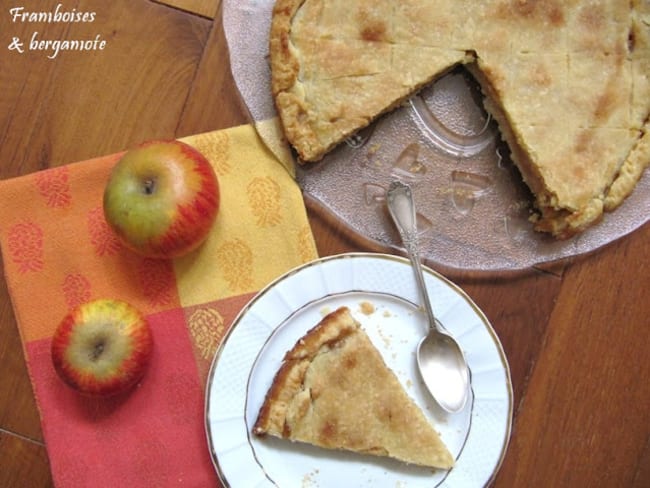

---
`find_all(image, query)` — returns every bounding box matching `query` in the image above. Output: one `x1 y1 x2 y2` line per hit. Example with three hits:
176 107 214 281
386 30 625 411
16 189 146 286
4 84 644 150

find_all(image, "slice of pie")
252 306 455 470
269 0 650 237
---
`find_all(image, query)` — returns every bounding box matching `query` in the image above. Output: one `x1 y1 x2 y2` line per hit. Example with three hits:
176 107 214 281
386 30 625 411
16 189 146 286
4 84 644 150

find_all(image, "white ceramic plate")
205 253 513 487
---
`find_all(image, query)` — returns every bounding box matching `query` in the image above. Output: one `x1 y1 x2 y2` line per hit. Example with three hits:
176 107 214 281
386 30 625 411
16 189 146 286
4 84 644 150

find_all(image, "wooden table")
1 2 648 486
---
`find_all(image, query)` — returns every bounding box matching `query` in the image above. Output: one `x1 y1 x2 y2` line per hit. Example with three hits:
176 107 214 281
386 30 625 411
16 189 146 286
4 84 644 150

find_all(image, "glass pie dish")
221 0 650 273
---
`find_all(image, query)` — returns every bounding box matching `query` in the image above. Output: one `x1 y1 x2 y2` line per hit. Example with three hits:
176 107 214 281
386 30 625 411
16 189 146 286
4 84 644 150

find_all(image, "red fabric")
27 307 220 486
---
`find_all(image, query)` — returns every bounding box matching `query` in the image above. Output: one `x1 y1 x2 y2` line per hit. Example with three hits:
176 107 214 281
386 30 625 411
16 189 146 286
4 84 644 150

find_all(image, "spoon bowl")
418 320 470 412
386 181 470 413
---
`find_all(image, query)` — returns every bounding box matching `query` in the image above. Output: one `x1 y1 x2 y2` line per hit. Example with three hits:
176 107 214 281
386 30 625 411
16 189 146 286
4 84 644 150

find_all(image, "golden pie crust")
269 0 650 238
253 306 455 470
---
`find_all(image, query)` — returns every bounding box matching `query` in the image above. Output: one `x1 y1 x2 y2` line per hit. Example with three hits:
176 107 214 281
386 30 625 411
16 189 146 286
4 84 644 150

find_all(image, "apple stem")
143 178 156 195
91 341 105 361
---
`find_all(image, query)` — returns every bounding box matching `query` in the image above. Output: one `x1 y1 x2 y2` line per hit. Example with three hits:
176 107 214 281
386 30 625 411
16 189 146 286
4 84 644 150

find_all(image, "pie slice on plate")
269 0 650 238
252 306 455 470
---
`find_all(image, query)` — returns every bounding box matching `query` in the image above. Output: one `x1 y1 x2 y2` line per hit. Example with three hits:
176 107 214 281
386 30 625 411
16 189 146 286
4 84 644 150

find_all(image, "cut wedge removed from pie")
269 0 650 238
252 306 455 470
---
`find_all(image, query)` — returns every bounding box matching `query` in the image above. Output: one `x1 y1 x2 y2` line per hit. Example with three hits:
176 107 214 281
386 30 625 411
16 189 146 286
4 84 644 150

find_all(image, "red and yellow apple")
103 140 220 259
51 299 153 396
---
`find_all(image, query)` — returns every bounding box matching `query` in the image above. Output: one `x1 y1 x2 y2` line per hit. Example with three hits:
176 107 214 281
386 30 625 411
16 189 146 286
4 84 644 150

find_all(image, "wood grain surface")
153 0 219 19
1 1 648 487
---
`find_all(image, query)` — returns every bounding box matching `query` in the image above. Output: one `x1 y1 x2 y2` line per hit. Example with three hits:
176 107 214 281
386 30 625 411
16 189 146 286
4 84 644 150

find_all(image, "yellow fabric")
252 117 297 175
177 125 315 306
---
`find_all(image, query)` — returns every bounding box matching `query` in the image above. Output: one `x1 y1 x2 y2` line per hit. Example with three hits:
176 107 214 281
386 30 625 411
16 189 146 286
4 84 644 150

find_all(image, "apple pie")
269 0 650 237
252 306 454 470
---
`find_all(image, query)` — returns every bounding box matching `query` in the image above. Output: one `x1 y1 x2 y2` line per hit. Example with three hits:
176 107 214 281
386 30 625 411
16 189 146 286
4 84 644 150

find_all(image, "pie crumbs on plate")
269 0 650 238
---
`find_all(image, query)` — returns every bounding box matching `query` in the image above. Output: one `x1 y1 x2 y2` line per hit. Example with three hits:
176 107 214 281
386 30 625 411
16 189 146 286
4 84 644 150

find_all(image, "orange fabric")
0 124 318 487
1 156 183 343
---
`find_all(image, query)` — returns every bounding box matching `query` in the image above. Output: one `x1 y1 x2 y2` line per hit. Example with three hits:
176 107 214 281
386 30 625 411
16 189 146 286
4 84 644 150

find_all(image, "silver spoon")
386 181 470 413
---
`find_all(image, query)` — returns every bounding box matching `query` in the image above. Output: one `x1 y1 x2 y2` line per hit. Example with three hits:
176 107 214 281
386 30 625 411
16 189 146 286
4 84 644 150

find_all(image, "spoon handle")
386 181 442 333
